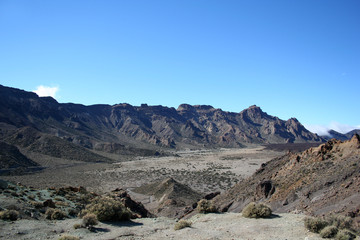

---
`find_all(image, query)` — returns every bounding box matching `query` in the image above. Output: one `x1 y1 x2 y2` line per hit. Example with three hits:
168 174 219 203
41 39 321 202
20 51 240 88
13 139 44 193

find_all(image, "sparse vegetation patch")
197 199 218 213
57 235 80 240
81 196 132 222
174 220 192 230
304 217 329 233
0 210 19 221
320 225 339 238
242 202 272 218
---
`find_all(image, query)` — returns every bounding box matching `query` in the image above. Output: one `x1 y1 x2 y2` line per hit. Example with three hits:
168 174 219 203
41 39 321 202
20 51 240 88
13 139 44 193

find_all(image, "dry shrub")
197 199 217 213
57 235 79 240
242 202 272 218
335 229 357 240
30 201 44 209
304 217 329 233
81 197 131 222
73 223 82 229
0 210 19 221
174 220 192 230
82 213 98 227
320 225 339 238
327 215 353 230
45 208 67 220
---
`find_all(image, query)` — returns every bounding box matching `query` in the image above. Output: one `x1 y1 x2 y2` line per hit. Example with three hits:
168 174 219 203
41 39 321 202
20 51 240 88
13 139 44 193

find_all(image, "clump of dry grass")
82 213 98 227
73 223 82 229
304 217 329 233
320 225 339 238
80 197 131 222
304 215 357 240
242 202 272 218
0 210 19 221
57 235 80 240
174 220 192 230
335 229 357 240
327 215 353 230
197 199 217 213
45 208 67 220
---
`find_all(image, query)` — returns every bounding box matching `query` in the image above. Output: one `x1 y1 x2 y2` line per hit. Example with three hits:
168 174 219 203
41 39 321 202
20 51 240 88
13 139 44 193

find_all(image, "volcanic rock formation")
0 85 323 157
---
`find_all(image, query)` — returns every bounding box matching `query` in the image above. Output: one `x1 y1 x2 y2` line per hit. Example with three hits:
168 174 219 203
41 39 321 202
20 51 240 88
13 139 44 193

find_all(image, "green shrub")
57 235 80 240
45 208 67 220
81 197 131 222
304 217 329 233
174 220 192 230
242 202 272 218
197 199 217 213
0 210 19 221
320 225 339 238
335 229 356 240
82 213 98 227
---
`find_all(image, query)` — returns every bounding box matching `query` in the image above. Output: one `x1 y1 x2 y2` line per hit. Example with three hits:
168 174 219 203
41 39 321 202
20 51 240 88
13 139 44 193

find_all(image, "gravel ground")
0 213 330 240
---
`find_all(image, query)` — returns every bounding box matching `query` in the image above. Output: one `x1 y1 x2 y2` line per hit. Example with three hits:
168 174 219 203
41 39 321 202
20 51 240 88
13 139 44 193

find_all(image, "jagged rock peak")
241 105 263 113
349 133 360 148
285 118 302 127
177 104 195 111
177 104 214 112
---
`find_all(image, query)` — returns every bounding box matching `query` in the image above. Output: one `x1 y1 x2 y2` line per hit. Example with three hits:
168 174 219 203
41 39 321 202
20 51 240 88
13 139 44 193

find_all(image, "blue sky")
1 0 359 134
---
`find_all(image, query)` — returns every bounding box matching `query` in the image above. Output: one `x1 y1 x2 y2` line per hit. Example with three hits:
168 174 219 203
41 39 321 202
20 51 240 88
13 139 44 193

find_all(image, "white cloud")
33 85 59 99
328 121 357 134
305 121 360 136
305 124 332 136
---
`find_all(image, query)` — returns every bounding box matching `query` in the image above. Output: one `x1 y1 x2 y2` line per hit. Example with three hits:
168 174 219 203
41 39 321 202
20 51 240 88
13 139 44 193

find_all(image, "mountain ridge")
0 85 323 155
320 129 360 141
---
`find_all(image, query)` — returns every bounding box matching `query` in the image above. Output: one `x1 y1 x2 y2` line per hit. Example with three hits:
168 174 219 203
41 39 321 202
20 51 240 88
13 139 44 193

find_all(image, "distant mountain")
320 129 360 141
346 129 360 139
0 85 323 157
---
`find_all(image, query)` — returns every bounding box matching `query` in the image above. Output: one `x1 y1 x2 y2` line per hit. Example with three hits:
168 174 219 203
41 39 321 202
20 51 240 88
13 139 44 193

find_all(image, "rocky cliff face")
0 85 323 154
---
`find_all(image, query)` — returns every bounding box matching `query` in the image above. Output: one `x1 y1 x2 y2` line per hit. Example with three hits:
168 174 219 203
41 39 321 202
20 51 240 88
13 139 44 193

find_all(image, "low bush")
320 225 339 238
45 208 67 220
174 220 192 230
82 213 98 227
304 217 329 233
0 210 19 221
57 235 80 240
197 199 217 213
335 229 357 240
81 197 131 221
73 223 82 229
242 202 272 218
327 215 353 230
30 201 44 209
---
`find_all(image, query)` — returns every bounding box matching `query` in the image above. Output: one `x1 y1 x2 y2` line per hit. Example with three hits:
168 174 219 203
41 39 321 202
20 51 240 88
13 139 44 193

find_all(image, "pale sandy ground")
94 146 284 193
2 147 284 195
0 213 331 240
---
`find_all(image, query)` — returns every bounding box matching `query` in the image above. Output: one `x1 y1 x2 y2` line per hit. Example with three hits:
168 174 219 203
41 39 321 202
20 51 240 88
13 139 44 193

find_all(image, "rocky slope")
0 85 323 155
0 142 40 175
134 177 202 218
213 134 360 230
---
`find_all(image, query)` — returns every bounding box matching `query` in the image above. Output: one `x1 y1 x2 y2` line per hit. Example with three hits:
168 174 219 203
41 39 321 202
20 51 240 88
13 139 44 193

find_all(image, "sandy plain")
2 146 284 195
